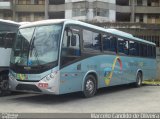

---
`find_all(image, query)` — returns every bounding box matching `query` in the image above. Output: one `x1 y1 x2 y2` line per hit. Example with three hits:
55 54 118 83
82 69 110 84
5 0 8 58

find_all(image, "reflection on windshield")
11 24 62 67
29 25 60 66
11 27 34 65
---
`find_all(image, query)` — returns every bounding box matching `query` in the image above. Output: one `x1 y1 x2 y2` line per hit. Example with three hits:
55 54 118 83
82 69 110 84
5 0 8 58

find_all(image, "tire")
0 74 10 96
1 79 9 91
82 75 97 98
135 72 142 87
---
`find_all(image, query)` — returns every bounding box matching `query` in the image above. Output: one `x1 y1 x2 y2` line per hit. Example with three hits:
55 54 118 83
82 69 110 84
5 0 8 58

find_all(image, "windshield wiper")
29 37 41 66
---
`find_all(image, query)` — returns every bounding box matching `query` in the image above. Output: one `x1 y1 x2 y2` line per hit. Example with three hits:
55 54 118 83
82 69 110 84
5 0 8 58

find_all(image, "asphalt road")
0 85 160 113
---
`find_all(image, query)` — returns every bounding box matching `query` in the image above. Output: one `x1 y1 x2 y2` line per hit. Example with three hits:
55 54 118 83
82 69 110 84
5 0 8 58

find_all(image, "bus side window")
139 43 143 57
83 29 101 53
143 44 147 57
148 45 152 58
4 33 16 48
129 41 139 56
102 34 117 54
152 46 156 58
118 38 129 55
0 33 4 48
139 43 147 57
61 27 81 66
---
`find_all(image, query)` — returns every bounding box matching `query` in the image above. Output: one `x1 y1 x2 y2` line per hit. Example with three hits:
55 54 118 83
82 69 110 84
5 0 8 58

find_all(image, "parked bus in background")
9 19 156 98
0 19 20 96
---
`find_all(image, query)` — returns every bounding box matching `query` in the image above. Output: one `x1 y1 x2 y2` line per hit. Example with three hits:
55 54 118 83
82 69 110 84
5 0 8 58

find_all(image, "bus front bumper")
9 77 59 95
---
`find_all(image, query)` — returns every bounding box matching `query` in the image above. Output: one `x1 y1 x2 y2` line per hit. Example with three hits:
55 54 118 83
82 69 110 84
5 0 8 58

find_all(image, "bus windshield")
10 24 62 67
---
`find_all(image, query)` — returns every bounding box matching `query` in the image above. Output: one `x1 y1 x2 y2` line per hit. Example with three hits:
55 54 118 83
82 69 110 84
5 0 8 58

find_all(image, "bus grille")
16 79 40 82
16 84 41 92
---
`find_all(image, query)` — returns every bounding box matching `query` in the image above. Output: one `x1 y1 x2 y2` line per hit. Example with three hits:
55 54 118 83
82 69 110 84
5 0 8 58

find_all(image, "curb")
142 80 160 86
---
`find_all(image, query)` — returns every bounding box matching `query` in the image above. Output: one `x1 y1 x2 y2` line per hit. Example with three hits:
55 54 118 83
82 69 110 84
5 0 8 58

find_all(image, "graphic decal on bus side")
104 56 122 86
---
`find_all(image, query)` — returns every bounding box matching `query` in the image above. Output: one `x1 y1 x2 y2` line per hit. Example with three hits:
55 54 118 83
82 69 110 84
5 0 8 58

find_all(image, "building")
116 0 160 24
65 0 116 22
0 0 160 23
0 0 13 20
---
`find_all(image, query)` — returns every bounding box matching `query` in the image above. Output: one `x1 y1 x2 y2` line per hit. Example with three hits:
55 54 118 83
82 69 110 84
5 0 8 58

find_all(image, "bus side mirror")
71 35 76 46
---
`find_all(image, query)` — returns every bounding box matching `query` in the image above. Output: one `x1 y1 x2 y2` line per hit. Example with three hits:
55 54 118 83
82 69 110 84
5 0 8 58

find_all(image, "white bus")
0 19 20 95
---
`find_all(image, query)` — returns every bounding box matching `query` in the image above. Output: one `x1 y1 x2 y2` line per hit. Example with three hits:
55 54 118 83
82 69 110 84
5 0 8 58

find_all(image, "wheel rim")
85 79 94 94
2 80 9 90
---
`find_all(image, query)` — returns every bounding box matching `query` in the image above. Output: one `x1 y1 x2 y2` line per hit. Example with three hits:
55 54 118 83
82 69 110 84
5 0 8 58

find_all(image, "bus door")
60 26 83 93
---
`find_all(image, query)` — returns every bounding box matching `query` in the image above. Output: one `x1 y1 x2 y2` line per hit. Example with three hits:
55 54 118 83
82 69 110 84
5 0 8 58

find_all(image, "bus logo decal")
17 74 28 80
104 56 122 86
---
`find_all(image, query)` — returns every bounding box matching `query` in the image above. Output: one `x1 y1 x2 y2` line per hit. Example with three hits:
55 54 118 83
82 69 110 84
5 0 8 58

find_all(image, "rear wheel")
82 75 97 98
135 72 142 87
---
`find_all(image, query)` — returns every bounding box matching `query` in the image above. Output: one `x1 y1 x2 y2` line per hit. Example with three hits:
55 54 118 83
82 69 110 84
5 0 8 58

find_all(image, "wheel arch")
81 70 98 91
136 69 143 79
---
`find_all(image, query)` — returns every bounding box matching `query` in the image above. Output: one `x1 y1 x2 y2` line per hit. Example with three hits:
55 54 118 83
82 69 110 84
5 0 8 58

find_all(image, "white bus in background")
0 19 20 96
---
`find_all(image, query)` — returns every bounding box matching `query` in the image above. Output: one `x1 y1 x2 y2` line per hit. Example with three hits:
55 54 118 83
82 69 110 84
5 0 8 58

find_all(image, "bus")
0 19 20 95
9 19 156 98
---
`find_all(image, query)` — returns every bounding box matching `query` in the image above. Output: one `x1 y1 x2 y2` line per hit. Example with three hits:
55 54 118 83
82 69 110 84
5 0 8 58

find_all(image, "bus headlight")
43 71 58 82
46 75 51 81
50 73 55 78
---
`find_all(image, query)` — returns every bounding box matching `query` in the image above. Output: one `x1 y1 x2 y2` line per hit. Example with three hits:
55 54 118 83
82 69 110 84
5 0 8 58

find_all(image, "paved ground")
0 85 160 113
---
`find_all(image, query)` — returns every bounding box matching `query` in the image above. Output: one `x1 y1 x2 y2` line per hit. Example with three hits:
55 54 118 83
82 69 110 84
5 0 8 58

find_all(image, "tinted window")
139 43 147 57
61 27 81 66
83 29 101 52
143 44 147 57
102 34 117 53
139 43 143 56
148 45 152 58
5 33 16 48
118 38 129 55
152 46 156 58
0 33 5 47
129 41 139 56
0 33 16 48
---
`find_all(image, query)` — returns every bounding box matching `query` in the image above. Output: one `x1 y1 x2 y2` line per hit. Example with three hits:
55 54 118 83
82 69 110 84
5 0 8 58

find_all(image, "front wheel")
82 75 97 98
0 74 10 96
135 72 142 87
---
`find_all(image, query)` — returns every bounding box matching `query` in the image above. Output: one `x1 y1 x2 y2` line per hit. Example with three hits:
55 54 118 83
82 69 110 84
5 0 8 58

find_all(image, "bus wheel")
0 74 10 96
82 75 97 98
1 79 9 91
135 72 142 87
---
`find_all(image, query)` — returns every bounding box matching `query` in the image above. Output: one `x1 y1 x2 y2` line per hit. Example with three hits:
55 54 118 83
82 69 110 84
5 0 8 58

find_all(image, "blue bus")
9 19 156 97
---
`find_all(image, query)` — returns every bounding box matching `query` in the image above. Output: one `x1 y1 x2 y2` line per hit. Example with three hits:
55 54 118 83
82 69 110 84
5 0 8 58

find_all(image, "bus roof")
0 19 19 26
20 19 66 28
20 19 155 46
106 29 133 38
19 22 31 25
